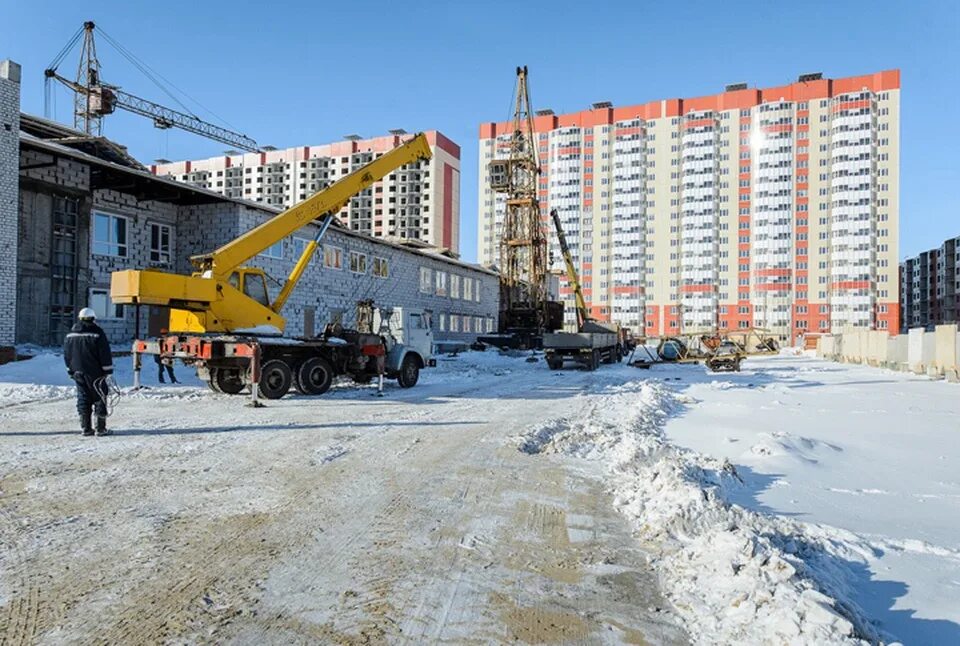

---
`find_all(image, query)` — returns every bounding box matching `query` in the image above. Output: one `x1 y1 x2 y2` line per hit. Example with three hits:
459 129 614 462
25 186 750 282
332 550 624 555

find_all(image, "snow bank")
518 380 882 645
1 348 207 408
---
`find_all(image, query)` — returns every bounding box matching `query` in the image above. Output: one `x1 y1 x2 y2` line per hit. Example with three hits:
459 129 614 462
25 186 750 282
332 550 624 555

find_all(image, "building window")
463 277 473 301
435 270 448 296
261 239 284 259
323 245 342 269
450 274 461 299
449 313 460 332
147 223 172 264
419 267 432 292
372 257 389 278
349 251 367 274
292 236 312 259
438 313 447 332
89 288 123 319
93 212 128 257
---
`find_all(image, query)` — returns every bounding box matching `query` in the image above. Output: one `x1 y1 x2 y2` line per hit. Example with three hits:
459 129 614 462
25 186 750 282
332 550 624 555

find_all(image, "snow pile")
0 353 75 406
1 348 207 407
519 380 880 645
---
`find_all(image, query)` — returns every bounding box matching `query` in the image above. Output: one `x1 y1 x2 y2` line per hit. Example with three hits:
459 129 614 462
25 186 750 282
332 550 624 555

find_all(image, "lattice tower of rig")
490 66 550 333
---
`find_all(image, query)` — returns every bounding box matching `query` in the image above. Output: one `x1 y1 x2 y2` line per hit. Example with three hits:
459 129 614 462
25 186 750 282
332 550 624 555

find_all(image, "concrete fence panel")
886 335 908 370
922 332 937 375
908 328 926 373
867 330 889 365
934 324 959 380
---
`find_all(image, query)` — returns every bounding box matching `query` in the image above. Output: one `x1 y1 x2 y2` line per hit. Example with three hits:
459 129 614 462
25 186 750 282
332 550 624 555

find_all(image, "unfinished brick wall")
0 61 21 348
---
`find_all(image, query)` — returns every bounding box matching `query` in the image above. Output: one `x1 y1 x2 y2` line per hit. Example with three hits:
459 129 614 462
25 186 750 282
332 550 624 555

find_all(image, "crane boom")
44 70 259 152
111 133 433 335
549 209 589 330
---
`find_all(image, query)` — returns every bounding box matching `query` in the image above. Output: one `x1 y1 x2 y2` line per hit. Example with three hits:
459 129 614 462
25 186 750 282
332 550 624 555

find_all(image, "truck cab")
376 307 436 387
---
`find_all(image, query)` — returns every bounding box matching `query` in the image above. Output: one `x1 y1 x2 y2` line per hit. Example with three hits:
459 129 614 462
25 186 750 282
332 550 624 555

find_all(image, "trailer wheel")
397 355 420 388
294 357 334 395
212 367 244 395
259 360 292 399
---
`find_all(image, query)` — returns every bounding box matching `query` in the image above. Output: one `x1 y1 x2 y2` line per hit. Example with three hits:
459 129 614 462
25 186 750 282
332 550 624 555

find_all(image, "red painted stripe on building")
831 280 871 290
442 163 453 249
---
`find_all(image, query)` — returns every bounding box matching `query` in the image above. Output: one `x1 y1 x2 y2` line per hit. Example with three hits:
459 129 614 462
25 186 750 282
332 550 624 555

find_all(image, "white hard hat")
78 307 97 320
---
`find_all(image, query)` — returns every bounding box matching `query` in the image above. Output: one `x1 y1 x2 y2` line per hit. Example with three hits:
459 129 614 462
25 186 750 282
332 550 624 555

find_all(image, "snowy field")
0 349 957 644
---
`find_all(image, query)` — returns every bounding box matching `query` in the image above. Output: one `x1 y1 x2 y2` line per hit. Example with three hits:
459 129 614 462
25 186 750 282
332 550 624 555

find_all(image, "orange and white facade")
153 131 461 252
478 71 900 342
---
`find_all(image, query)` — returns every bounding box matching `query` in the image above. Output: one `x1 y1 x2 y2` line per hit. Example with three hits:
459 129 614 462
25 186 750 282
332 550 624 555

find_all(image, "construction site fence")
814 324 960 382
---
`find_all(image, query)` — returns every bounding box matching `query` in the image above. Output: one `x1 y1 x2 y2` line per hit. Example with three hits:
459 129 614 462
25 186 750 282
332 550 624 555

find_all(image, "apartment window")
261 239 284 259
149 223 172 264
89 288 123 319
419 267 432 292
372 256 389 278
349 251 367 274
463 276 473 301
435 270 448 296
449 313 460 332
323 245 342 269
93 212 128 257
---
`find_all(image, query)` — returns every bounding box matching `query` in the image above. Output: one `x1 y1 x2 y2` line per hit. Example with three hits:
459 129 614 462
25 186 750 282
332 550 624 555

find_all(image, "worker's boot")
80 413 94 437
95 416 111 437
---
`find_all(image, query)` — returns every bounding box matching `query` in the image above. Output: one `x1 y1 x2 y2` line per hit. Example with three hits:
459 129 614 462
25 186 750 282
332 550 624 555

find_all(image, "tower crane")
479 66 562 349
44 21 259 152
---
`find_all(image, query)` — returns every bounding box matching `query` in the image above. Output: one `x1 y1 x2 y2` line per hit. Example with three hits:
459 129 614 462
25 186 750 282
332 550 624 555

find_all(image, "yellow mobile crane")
111 134 434 400
543 209 627 370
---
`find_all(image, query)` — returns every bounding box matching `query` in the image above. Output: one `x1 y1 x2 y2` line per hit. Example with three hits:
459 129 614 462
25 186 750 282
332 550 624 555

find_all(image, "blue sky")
6 0 958 262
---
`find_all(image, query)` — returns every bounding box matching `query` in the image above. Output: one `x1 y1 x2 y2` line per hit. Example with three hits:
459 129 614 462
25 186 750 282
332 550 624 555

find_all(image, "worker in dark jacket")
154 329 178 384
63 307 114 436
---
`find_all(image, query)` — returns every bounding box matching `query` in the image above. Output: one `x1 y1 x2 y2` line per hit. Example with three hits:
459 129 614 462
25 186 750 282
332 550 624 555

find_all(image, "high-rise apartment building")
900 235 960 331
153 131 461 252
478 71 900 341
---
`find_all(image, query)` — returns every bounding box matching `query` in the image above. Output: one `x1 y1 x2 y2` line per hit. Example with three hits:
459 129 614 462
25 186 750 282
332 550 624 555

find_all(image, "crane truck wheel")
589 349 600 371
397 355 420 388
258 360 293 399
211 367 244 395
294 356 334 395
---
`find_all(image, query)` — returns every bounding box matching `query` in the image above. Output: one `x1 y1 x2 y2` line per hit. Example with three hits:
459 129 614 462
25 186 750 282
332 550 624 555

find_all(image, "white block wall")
0 60 21 347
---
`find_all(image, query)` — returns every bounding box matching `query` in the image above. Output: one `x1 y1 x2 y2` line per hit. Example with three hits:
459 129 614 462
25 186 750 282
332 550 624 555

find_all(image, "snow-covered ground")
661 354 960 645
0 348 957 644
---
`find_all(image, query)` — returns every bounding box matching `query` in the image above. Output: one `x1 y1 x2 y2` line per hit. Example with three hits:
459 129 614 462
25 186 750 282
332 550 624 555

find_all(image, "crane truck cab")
375 307 436 388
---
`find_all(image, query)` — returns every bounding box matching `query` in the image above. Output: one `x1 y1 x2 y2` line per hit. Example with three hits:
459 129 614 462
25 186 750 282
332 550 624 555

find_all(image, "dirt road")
0 355 687 644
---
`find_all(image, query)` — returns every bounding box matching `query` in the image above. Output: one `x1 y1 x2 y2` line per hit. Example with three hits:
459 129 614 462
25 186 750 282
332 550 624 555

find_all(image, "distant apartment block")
900 235 960 331
153 131 461 253
478 70 900 341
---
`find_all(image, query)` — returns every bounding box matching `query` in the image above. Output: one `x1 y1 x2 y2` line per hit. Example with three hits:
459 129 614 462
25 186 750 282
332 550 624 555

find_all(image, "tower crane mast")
483 66 562 348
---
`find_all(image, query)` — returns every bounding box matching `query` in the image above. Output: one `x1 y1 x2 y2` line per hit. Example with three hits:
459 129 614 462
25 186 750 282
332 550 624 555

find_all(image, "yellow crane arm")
550 208 589 330
194 133 433 276
270 214 334 313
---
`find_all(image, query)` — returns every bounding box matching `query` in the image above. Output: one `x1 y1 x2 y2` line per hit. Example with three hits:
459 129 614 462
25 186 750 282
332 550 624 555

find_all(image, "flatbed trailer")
543 330 622 371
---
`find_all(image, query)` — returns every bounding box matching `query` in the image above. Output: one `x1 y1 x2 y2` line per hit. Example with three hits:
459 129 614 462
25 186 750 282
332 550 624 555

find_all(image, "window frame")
323 244 343 269
349 250 368 274
148 222 172 265
89 287 123 320
92 211 130 258
372 256 389 278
